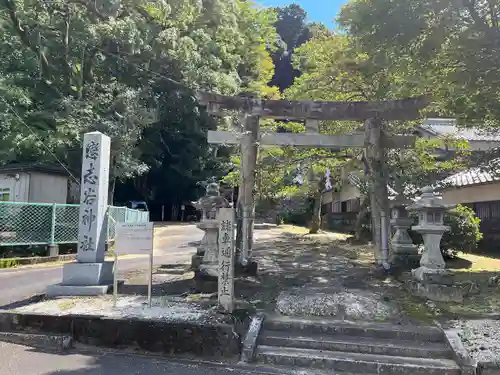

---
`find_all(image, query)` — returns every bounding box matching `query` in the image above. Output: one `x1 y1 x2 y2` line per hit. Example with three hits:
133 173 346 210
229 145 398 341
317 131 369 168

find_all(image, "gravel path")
453 319 500 363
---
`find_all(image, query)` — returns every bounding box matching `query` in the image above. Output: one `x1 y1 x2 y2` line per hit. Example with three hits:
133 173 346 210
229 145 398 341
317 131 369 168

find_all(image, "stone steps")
260 330 453 359
263 315 445 342
255 346 461 375
252 315 461 375
245 363 366 375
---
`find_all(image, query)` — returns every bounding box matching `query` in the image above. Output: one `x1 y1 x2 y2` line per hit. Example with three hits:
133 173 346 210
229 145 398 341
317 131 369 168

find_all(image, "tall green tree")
285 32 468 238
338 0 500 126
269 4 326 92
0 0 279 210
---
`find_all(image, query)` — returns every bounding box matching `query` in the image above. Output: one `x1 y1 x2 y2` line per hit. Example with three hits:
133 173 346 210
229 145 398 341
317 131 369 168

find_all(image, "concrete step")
244 362 367 375
259 330 453 359
255 346 461 375
264 315 445 342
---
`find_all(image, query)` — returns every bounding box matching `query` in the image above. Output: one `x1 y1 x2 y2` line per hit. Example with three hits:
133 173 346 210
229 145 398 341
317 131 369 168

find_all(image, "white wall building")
0 164 69 204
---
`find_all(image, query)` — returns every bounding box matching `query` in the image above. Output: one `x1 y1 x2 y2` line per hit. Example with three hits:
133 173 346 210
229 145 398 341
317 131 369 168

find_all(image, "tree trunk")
108 177 116 205
354 196 370 241
309 177 325 234
365 118 390 265
369 188 382 255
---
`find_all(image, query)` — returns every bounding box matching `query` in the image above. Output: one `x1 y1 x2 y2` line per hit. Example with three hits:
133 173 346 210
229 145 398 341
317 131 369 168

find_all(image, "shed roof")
0 162 69 176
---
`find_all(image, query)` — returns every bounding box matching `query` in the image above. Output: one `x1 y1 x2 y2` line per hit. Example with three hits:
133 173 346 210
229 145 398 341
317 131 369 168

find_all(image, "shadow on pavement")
15 345 260 375
0 294 45 310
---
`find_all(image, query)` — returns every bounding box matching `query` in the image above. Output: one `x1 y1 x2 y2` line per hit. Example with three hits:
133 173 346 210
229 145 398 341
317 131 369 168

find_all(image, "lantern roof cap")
408 186 454 211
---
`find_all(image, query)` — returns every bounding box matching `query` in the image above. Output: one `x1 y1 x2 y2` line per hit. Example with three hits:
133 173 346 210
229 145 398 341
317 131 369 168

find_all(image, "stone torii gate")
197 92 428 269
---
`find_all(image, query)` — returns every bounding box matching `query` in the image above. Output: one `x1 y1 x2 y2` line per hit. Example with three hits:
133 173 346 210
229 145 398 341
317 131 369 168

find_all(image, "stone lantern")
191 183 230 278
407 186 452 272
389 194 419 268
407 186 463 302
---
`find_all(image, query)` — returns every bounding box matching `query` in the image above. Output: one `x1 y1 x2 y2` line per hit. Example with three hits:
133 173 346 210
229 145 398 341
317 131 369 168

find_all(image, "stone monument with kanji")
47 131 114 296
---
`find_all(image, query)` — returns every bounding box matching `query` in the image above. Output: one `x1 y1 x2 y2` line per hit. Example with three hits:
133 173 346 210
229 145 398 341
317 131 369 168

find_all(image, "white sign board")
115 222 154 255
113 222 155 308
218 208 235 312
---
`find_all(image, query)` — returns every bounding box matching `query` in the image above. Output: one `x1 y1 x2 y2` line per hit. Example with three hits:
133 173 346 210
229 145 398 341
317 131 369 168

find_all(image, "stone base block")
481 363 500 375
46 284 110 297
61 261 114 286
409 281 466 303
235 261 258 277
390 250 420 271
191 254 203 271
409 267 467 302
194 270 218 293
412 266 453 285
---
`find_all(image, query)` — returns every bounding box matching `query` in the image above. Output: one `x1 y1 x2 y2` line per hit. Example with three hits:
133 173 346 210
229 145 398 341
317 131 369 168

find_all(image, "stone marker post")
218 207 235 312
78 131 111 263
46 131 114 297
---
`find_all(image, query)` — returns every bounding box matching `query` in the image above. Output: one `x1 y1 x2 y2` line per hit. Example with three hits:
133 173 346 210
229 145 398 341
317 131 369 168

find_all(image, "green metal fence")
0 202 149 247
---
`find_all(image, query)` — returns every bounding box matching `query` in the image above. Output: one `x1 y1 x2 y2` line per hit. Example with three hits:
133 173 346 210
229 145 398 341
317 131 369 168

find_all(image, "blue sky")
259 0 346 27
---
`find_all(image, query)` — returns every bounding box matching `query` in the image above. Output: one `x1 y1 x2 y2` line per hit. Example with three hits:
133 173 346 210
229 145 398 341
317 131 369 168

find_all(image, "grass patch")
279 225 310 235
451 252 500 272
397 294 437 323
58 300 76 311
435 292 500 317
0 258 20 269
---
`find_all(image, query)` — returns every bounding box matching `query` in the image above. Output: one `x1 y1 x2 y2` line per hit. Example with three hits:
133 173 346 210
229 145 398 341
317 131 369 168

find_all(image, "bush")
442 204 483 253
409 204 483 257
277 195 313 227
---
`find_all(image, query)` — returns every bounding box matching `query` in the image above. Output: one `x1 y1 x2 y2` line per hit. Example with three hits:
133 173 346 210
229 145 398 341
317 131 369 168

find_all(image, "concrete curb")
441 327 478 375
240 312 265 363
0 294 46 310
0 253 151 272
479 362 500 375
0 331 72 351
0 254 77 268
0 310 240 359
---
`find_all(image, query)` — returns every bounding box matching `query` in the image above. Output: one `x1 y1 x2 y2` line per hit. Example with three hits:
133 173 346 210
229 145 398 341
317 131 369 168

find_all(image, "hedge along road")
0 224 203 308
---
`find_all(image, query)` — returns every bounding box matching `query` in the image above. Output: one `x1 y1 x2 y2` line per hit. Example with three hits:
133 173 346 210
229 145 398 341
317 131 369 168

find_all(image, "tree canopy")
0 0 279 216
2 0 497 227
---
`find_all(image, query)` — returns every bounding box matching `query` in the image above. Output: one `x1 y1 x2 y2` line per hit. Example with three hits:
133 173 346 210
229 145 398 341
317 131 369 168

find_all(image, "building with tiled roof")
414 118 500 150
441 165 500 188
321 118 500 237
439 162 500 246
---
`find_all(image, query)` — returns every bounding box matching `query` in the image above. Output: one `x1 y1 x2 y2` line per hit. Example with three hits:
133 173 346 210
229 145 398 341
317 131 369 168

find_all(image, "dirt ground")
118 225 500 324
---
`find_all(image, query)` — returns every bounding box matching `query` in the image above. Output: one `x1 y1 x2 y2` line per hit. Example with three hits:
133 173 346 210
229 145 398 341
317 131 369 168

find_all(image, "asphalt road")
0 342 267 375
0 224 203 308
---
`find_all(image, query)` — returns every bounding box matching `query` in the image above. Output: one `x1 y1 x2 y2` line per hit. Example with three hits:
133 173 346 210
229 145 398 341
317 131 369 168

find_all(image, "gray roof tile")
419 118 500 141
442 166 499 188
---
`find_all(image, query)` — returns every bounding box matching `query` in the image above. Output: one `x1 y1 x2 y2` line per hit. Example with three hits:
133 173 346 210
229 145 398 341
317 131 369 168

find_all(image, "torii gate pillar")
235 115 259 270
